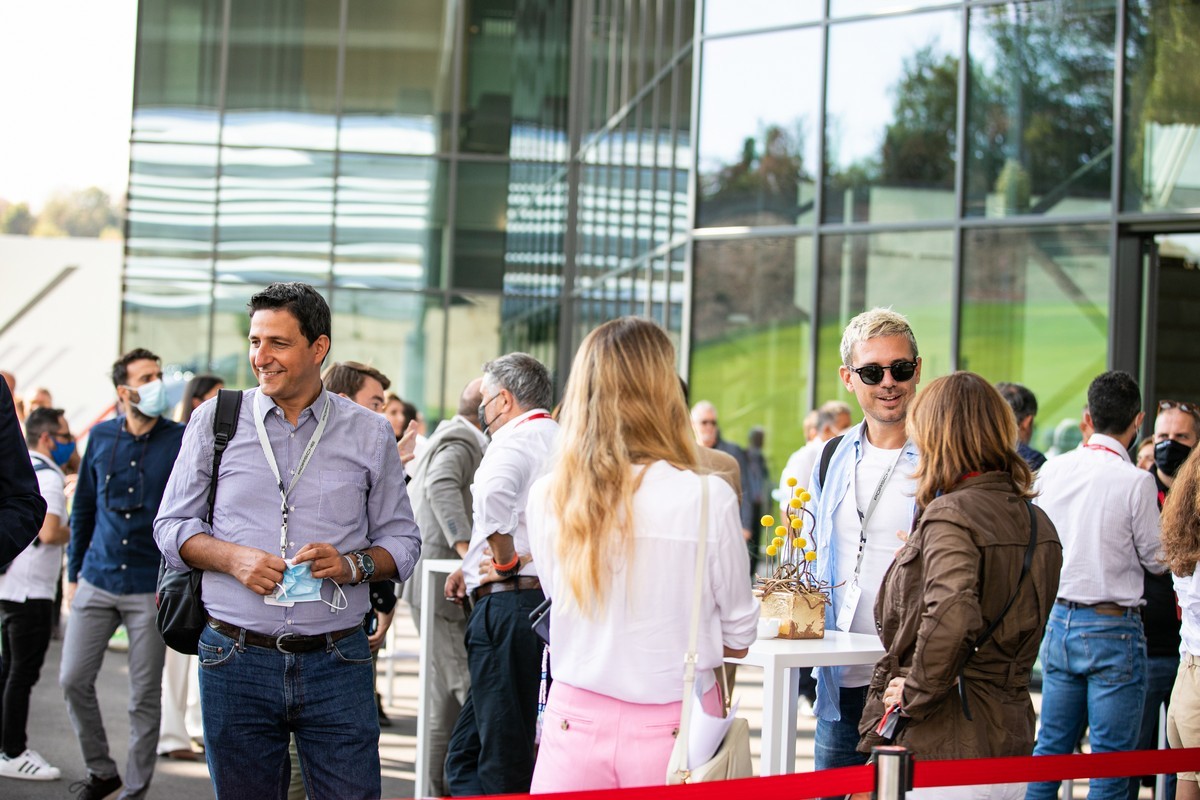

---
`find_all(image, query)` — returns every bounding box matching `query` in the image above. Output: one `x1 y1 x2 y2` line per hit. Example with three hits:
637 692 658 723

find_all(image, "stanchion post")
872 745 912 800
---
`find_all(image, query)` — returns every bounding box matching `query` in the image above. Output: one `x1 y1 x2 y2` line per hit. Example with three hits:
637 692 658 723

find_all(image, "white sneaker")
0 749 62 780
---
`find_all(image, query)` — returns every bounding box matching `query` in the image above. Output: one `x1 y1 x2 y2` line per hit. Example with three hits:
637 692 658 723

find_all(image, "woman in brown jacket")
857 372 1063 799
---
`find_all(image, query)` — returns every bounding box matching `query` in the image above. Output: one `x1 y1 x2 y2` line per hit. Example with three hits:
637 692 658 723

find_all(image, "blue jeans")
1026 604 1147 800
1127 654 1178 800
197 624 379 800
815 684 869 799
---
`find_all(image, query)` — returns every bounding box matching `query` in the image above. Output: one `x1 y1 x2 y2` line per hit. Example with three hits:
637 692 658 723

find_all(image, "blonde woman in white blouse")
1160 450 1200 800
526 317 759 792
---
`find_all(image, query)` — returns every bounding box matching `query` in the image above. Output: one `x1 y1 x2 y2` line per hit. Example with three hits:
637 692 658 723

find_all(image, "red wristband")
492 553 520 572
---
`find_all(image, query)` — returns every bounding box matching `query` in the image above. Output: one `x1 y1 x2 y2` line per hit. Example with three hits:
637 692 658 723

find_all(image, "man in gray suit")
402 377 487 797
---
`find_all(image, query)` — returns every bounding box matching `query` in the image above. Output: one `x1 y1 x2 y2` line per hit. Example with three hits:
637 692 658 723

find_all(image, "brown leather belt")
470 576 541 603
207 617 360 653
1055 599 1138 617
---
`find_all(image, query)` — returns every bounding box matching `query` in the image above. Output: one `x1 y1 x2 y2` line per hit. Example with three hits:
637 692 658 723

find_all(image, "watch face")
360 552 375 575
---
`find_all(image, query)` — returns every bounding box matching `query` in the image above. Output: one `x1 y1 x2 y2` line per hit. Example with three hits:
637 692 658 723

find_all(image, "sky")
0 1 138 211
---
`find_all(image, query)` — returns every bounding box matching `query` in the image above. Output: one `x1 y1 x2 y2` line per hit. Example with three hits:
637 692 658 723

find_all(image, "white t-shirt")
1176 570 1200 657
526 461 760 704
0 452 65 602
832 437 917 687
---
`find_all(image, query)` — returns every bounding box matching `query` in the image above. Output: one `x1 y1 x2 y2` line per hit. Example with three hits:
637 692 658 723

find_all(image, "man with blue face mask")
60 349 185 800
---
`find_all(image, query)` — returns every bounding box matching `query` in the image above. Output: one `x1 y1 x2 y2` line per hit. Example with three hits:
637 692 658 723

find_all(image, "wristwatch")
352 551 376 585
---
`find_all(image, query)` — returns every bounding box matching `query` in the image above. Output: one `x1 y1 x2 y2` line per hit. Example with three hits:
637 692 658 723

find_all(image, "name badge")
836 581 862 631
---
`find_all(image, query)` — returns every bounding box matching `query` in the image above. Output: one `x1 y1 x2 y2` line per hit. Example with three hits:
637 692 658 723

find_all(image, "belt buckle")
275 632 300 653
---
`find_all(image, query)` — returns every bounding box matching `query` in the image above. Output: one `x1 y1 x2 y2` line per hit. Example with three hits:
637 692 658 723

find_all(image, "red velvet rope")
416 747 1200 800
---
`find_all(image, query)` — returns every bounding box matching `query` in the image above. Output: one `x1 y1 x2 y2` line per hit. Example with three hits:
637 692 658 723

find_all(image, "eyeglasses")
1159 399 1200 418
846 361 918 386
52 432 74 443
695 419 718 427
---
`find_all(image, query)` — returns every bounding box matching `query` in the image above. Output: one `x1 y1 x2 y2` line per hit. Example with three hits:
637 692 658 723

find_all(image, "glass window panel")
214 147 335 283
698 27 821 229
966 1 1117 218
453 161 512 291
339 0 453 156
704 1 820 36
445 293 503 418
832 0 949 19
824 11 960 224
133 0 223 143
125 142 218 281
510 2 571 163
1123 0 1200 213
334 154 445 291
815 230 954 406
499 294 558 377
460 0 517 155
960 225 1109 453
690 237 815 475
223 1 340 150
330 290 446 421
122 279 214 375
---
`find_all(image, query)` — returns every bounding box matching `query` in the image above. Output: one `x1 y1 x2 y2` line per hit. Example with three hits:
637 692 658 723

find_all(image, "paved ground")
16 603 1140 799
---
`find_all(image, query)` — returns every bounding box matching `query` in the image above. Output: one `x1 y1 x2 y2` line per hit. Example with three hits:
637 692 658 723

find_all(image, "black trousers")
0 599 54 757
444 588 545 796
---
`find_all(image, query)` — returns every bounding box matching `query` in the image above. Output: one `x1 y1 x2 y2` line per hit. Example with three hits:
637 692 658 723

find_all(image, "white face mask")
265 560 348 613
128 379 169 418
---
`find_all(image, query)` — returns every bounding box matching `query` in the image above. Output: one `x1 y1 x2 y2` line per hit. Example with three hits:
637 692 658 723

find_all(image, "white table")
727 630 885 776
414 558 464 799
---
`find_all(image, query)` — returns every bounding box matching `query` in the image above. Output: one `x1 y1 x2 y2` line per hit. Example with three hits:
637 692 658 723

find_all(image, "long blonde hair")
1161 447 1200 577
907 371 1035 510
547 317 698 615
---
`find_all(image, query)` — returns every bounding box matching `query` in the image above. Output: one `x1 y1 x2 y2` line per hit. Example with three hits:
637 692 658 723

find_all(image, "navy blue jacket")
0 381 46 568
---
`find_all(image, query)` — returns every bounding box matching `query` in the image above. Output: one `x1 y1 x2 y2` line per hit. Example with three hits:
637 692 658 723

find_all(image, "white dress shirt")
1177 570 1200 657
527 461 759 704
462 408 558 594
779 438 822 512
0 452 65 602
1033 433 1164 606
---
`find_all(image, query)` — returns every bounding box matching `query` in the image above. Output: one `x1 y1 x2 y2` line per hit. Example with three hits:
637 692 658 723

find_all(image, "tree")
881 47 959 188
37 187 122 238
2 203 34 235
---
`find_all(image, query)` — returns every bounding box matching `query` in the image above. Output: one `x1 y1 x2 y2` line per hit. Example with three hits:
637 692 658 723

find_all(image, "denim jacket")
805 422 920 722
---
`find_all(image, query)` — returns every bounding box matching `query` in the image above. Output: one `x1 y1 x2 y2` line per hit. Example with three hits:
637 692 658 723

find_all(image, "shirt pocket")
318 470 368 528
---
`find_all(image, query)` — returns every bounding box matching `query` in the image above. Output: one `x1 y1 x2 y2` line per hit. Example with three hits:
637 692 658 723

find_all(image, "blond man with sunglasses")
801 308 922 789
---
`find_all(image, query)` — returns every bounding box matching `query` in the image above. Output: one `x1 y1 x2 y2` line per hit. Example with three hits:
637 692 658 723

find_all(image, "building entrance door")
1142 232 1200 408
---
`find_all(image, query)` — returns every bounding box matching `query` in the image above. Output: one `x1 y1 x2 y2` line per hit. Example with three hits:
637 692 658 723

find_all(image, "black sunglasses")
847 361 918 386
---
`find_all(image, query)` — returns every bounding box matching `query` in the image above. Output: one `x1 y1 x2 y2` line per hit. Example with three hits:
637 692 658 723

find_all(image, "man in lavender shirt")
154 283 420 799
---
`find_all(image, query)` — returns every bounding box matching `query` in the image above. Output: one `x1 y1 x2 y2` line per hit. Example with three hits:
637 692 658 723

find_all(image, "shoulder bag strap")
958 499 1038 720
818 434 845 489
672 475 711 775
205 389 243 526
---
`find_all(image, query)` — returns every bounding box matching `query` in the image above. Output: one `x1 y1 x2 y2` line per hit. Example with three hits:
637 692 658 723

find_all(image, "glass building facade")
125 0 1200 470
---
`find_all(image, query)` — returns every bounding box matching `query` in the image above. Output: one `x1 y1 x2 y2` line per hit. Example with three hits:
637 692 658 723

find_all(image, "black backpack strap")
817 434 845 489
958 500 1039 720
205 389 243 526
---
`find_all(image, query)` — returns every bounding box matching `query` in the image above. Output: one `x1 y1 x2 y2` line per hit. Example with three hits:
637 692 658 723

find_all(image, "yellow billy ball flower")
805 551 817 562
766 545 778 557
772 537 785 548
786 476 798 487
790 517 803 529
789 498 802 509
799 491 812 503
775 525 787 538
760 515 775 528
791 537 804 548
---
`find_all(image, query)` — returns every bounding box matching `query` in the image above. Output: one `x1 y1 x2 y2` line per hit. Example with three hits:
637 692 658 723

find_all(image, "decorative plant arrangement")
755 478 832 639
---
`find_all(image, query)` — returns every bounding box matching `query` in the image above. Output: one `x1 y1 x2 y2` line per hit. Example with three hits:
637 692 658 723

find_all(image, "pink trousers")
530 680 723 793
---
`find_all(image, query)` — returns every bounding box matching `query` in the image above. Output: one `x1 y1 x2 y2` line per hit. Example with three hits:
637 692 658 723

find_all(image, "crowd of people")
0 290 1197 800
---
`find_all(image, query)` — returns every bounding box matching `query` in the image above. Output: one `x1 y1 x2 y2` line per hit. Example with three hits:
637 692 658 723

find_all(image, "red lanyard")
1085 443 1125 460
516 412 552 427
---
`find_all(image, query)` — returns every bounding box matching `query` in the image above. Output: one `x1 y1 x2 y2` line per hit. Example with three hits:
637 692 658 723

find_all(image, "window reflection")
126 142 219 282
122 280 214 375
960 225 1109 452
704 0 820 36
133 0 223 143
816 230 953 404
824 11 960 224
698 27 821 229
966 1 1117 218
334 155 444 291
446 294 502 417
454 161 512 291
1123 0 1200 212
691 237 815 472
832 0 950 19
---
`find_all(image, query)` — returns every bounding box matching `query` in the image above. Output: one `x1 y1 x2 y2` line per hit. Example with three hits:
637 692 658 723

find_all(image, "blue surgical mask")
130 379 169 419
50 439 76 467
272 561 347 612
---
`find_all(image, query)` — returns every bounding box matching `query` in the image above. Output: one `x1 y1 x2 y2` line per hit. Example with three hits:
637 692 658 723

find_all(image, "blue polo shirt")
69 415 184 595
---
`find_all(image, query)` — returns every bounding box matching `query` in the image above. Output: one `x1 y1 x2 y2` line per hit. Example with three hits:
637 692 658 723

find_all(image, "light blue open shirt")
804 422 920 722
154 388 421 636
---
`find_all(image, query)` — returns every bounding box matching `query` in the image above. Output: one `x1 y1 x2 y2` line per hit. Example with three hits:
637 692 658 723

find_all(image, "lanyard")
518 412 552 426
850 438 910 584
1085 443 1126 460
253 391 331 557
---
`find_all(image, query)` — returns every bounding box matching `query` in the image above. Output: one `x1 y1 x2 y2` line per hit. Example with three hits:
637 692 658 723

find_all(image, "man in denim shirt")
803 308 922 788
61 349 185 800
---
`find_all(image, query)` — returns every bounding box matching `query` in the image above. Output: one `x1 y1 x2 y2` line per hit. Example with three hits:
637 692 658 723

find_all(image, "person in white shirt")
0 408 75 781
1160 451 1200 800
442 353 558 796
1027 371 1166 800
525 317 758 792
778 401 852 514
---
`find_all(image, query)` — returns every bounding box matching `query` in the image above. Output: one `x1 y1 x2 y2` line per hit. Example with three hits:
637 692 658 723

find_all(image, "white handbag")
666 475 754 784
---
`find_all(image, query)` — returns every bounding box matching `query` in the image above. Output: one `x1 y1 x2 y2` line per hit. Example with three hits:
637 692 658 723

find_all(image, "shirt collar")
254 387 330 425
491 407 551 444
450 414 490 448
1085 432 1132 462
30 450 64 476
